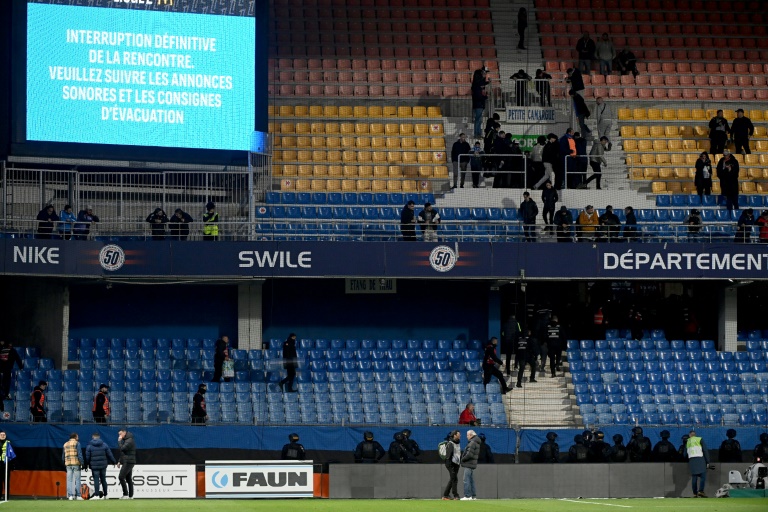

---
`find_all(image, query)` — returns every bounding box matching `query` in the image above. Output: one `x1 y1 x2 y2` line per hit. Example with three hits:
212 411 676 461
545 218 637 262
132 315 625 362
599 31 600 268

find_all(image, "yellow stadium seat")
342 150 357 163
389 166 403 177
677 109 692 120
341 179 356 191
354 123 370 135
385 123 399 135
416 137 431 149
670 153 685 164
697 140 709 150
749 168 763 179
272 164 284 176
309 106 324 117
705 109 717 119
339 106 354 117
356 137 372 149
400 124 414 135
370 123 384 135
357 151 372 163
327 150 343 163
279 106 294 116
369 106 383 118
310 179 326 191
658 168 673 179
280 122 295 133
620 126 635 137
631 169 644 180
340 123 355 135
268 105 276 117
434 166 449 178
711 182 721 194
358 166 373 178
648 109 662 120
272 150 283 162
618 108 632 120
372 180 388 192
427 107 442 117
414 124 429 135
307 150 323 162
371 136 386 148
431 138 445 149
756 141 768 151
682 140 697 150
310 123 325 134
733 154 744 164
678 126 693 138
340 136 355 149
297 136 311 148
746 154 760 165
401 138 416 149
268 122 276 133
681 182 696 194
661 109 677 120
325 106 340 117
403 166 419 178
313 165 328 176
386 180 401 191
760 154 768 165
282 150 297 161
298 164 313 177
749 110 764 121
356 179 372 191
673 168 689 179
397 106 412 117
652 140 668 151
664 126 679 137
754 127 767 138
385 137 400 149
294 106 309 117
651 182 667 193
638 140 653 151
413 106 427 117
685 154 699 165
623 140 638 152
668 140 683 151
311 136 325 148
666 182 682 193
326 136 342 148
635 126 650 137
429 124 444 135
389 151 404 163
692 126 707 137
353 106 367 118
401 180 417 192
295 179 311 191
326 180 341 191
419 166 434 178
383 106 398 117
641 154 656 165
325 123 340 134
712 155 721 165
742 182 757 193
372 151 388 163
281 136 297 147
656 154 671 165
757 183 768 194
418 152 438 164
281 179 296 191
373 166 388 178
691 109 706 120
418 180 432 192
738 169 747 179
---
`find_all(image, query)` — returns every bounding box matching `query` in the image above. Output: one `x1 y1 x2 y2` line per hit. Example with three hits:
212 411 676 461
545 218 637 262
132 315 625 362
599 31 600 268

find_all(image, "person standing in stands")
442 430 461 500
683 209 703 242
517 7 527 49
515 329 538 388
282 433 306 460
212 335 229 382
36 205 59 240
202 201 219 241
191 384 207 425
731 109 754 155
695 152 713 199
168 208 194 241
553 206 574 242
0 342 23 401
595 33 616 77
510 69 532 106
531 136 547 189
585 136 609 190
418 203 441 243
708 109 730 157
719 429 742 463
542 133 561 190
623 206 639 242
58 205 77 240
146 208 168 241
469 141 485 189
595 97 613 140
717 149 740 211
566 68 585 98
546 316 563 377
117 428 136 500
85 432 116 500
756 210 768 243
686 429 710 498
63 433 84 501
574 132 589 189
519 191 539 242
577 205 599 241
354 431 385 463
279 333 298 393
92 384 110 424
501 314 521 376
576 33 596 75
570 92 592 139
74 206 99 241
477 433 494 464
482 337 511 394
460 430 480 500
599 205 621 242
400 200 417 241
30 380 47 423
451 133 471 189
735 208 755 243
535 69 553 107
559 129 577 190
471 68 490 139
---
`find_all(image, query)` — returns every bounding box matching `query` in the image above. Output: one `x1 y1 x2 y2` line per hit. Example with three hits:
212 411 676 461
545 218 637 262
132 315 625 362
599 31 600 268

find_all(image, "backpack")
438 441 449 460
81 483 90 500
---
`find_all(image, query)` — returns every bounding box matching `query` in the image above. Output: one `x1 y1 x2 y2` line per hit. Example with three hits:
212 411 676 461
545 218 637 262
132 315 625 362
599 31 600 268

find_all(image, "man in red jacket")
459 403 480 426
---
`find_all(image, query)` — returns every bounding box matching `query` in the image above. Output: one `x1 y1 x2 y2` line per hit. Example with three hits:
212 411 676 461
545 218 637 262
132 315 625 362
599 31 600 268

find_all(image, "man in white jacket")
595 97 613 139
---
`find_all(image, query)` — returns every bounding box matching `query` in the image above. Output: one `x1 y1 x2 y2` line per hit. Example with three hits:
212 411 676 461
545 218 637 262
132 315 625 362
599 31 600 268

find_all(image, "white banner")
506 107 556 123
205 460 314 498
83 465 196 499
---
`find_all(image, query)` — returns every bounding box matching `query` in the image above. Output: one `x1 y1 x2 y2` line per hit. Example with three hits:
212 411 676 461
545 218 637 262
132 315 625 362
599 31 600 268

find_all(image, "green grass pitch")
0 498 765 512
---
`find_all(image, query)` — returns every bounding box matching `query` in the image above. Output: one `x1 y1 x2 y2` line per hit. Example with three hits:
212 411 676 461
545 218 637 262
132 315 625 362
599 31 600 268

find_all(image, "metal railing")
457 154 530 189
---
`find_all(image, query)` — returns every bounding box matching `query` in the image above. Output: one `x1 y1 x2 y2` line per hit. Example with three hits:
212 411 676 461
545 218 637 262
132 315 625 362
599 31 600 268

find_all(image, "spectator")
62 433 84 501
595 33 616 76
515 329 538 388
541 181 558 230
477 433 494 464
685 430 710 498
531 135 547 188
460 430 480 500
538 432 560 463
553 206 574 242
559 129 576 190
202 202 219 240
471 68 490 138
0 342 23 400
491 130 509 188
756 210 768 243
694 152 713 199
354 431 385 463
716 149 740 211
469 141 485 188
570 91 592 139
58 205 76 240
146 207 168 241
400 200 417 241
594 97 613 139
519 191 538 242
573 131 589 189
535 69 552 107
543 133 560 189
599 205 621 242
482 337 511 394
484 113 501 141
451 133 471 189
191 383 207 425
735 208 755 243
222 353 234 382
616 48 639 77
577 205 599 242
482 121 499 178
211 335 229 382
458 403 480 426
74 206 99 240
683 209 703 242
279 333 298 392
442 431 461 500
731 108 755 155
708 109 730 157
585 136 609 190
510 69 532 106
36 205 59 240
92 384 110 424
281 433 306 461
507 137 524 188
85 432 116 500
623 206 639 242
168 208 194 241
517 7 527 50
30 380 47 422
566 68 585 97
418 202 441 242
117 428 136 500
575 33 596 75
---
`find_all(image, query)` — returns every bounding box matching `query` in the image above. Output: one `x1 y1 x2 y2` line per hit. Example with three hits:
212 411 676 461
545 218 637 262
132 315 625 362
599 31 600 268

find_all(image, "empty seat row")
656 194 768 208
72 338 217 350
273 150 446 163
270 57 496 73
580 73 768 88
274 137 446 151
274 166 447 180
264 191 434 205
277 178 433 193
272 32 495 47
649 181 768 195
622 125 768 137
272 5 492 22
619 108 768 121
272 19 492 36
271 45 496 60
271 83 474 98
570 87 768 101
570 348 760 363
572 339 713 351
269 105 441 118
271 70 481 86
270 122 444 136
544 57 768 74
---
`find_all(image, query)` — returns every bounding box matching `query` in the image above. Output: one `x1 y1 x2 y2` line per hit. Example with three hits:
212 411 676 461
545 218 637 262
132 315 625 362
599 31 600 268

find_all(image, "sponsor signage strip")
83 465 196 499
205 460 314 499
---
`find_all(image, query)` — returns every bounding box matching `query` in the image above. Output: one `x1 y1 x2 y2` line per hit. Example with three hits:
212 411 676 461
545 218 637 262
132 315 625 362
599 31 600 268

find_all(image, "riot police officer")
754 432 768 462
354 431 385 463
627 426 652 462
477 433 495 463
581 430 594 451
388 432 417 463
401 429 421 461
281 433 306 460
569 434 589 463
538 432 559 463
588 431 610 462
719 429 742 463
609 434 628 462
546 316 563 377
678 434 690 463
515 329 538 388
651 430 676 462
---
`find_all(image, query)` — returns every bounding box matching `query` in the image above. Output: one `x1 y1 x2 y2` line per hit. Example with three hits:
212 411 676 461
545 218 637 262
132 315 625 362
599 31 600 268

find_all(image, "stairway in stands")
504 364 578 428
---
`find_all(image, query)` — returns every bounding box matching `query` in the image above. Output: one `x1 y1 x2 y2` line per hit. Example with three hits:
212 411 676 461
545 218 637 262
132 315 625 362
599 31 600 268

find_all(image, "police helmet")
394 432 404 442
402 429 412 439
364 431 374 441
760 433 768 444
726 429 737 439
478 433 486 441
595 431 605 440
660 430 670 439
632 426 643 436
582 430 593 441
289 433 300 443
613 434 623 444
546 432 558 441
574 434 584 444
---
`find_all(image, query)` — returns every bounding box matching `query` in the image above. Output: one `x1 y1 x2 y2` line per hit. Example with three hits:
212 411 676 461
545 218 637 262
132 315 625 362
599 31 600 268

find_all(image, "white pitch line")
559 499 632 508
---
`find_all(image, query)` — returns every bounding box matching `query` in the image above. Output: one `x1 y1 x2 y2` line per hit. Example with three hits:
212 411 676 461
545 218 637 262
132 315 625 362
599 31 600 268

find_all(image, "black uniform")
678 435 690 463
354 438 385 463
30 385 47 422
609 435 628 462
400 205 417 241
145 208 169 241
388 433 417 463
569 435 589 463
478 436 495 463
168 210 194 241
652 438 677 462
627 430 652 462
546 322 563 376
282 442 306 460
0 345 23 400
501 317 521 374
515 335 538 387
753 433 768 462
538 433 560 463
708 115 730 156
589 436 611 463
553 207 573 242
212 337 228 382
482 341 510 393
719 438 742 463
191 390 207 424
402 431 421 461
279 335 298 392
731 115 755 154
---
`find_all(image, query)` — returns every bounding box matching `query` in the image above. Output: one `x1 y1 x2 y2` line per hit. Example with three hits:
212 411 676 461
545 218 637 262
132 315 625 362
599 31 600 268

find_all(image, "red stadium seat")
712 89 726 100
638 88 653 99
682 89 697 99
679 76 694 86
667 88 682 99
664 76 679 86
708 76 723 86
697 89 712 99
741 89 755 100
677 63 691 73
608 87 623 98
756 89 768 100
652 88 667 99
726 90 740 100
